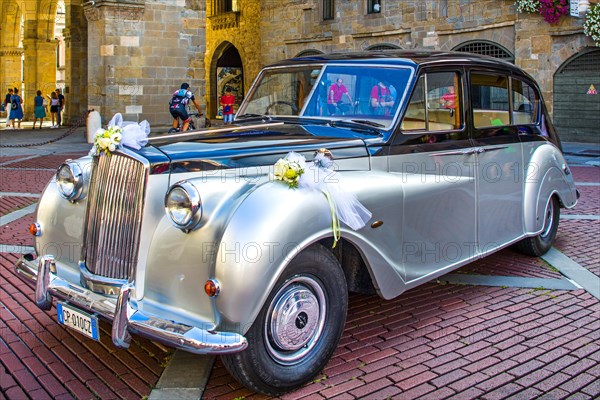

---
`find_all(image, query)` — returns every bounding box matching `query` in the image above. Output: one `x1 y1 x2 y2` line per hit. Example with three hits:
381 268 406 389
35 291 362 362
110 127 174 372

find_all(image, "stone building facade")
1 0 206 128
83 0 206 126
207 0 599 141
1 0 597 140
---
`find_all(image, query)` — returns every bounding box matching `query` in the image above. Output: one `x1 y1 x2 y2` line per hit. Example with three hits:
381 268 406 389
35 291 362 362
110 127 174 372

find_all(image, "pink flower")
539 0 569 25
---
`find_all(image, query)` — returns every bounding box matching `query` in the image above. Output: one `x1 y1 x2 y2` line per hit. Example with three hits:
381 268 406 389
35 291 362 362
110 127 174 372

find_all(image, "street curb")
542 247 600 300
148 351 215 400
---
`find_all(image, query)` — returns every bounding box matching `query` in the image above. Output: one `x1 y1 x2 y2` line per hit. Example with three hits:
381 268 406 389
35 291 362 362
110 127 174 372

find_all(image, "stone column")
0 47 23 93
64 0 88 125
22 39 57 120
84 0 145 123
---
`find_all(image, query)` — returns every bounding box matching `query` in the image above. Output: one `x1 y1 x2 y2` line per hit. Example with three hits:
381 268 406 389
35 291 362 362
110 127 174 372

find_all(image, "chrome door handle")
464 148 484 155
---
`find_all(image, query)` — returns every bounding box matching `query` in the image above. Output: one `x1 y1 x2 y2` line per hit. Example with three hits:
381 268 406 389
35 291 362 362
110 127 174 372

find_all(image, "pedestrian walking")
33 90 47 129
55 88 65 127
48 91 59 128
8 88 23 129
4 88 13 128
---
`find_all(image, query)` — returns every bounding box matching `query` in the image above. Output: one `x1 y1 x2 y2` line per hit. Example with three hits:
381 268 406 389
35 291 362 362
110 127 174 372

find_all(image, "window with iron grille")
367 44 401 51
295 49 324 57
323 0 334 20
368 0 381 14
453 41 514 63
557 49 600 74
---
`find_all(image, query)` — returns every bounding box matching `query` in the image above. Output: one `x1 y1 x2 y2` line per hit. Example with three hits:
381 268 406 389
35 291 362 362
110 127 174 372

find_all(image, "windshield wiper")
347 119 386 128
237 113 271 120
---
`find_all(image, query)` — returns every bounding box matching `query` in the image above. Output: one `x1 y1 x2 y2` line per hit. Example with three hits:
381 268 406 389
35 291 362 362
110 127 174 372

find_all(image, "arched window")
556 48 600 74
366 44 402 51
295 49 324 57
453 41 514 63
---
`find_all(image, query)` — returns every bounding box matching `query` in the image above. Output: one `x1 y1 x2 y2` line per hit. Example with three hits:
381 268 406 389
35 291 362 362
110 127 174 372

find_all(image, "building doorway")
212 44 244 120
553 48 600 142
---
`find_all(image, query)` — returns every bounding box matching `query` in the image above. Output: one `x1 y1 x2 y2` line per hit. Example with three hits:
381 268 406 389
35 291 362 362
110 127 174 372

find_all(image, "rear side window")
471 73 510 128
512 79 539 124
402 71 462 132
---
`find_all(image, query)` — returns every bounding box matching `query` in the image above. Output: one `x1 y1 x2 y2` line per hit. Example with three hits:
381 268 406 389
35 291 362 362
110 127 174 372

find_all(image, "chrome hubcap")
541 199 555 239
265 276 326 365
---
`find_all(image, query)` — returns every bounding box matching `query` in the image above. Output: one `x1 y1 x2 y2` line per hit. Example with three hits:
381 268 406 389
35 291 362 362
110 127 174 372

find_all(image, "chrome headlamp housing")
56 160 84 202
164 181 202 232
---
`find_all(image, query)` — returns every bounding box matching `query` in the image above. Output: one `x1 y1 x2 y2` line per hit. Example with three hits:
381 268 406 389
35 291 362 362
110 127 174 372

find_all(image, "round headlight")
56 161 84 201
165 181 202 231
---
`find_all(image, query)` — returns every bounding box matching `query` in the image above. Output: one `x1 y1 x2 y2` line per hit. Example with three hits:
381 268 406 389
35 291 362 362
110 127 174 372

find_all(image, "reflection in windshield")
239 65 413 129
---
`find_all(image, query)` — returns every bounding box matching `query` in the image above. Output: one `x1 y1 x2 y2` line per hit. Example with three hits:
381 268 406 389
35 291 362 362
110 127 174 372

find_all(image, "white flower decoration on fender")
89 113 150 157
273 150 372 247
273 152 306 189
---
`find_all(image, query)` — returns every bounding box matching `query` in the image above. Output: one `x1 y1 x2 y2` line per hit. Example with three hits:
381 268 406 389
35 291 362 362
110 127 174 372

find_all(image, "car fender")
213 180 337 332
523 143 577 234
213 169 411 332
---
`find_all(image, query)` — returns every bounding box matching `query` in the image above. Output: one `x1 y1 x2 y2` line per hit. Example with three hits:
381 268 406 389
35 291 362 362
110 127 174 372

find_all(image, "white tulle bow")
107 113 150 150
276 151 372 247
89 113 150 156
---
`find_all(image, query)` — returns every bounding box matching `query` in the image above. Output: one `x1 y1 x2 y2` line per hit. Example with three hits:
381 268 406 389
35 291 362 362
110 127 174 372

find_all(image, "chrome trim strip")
15 256 248 355
147 122 285 142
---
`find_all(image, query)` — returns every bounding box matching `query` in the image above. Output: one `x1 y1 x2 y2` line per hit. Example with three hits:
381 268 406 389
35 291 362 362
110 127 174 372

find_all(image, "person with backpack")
8 88 23 129
370 80 394 116
169 82 203 132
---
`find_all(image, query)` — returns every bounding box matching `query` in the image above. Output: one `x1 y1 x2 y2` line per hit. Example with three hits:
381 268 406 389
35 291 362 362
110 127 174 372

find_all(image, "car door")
389 70 478 284
469 71 525 253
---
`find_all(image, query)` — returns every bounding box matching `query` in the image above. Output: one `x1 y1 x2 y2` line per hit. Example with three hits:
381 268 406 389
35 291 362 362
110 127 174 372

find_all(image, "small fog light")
29 222 42 236
204 279 220 297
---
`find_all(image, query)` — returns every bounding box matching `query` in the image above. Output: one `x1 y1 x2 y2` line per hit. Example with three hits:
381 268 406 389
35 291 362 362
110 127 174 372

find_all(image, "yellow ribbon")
323 190 341 248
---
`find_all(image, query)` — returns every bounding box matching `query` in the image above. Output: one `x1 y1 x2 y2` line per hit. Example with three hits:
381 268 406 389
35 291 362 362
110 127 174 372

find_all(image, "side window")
471 73 509 128
401 71 462 132
402 75 426 130
512 79 539 124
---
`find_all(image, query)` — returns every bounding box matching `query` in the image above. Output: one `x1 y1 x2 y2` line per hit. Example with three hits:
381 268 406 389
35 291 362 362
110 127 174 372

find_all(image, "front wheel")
516 196 560 257
222 244 348 396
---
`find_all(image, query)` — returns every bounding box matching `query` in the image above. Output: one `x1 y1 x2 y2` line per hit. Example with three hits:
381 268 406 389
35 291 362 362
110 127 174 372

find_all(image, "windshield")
238 64 413 130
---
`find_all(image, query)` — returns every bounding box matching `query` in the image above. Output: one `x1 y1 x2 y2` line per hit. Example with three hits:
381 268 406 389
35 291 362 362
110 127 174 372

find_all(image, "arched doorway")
210 43 243 120
553 48 600 142
452 40 514 63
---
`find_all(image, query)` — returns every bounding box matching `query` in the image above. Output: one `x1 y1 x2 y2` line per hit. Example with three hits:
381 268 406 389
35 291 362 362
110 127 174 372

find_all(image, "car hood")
139 121 375 175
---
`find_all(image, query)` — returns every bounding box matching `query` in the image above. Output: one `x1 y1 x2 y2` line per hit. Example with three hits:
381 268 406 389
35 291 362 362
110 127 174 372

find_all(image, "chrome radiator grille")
83 153 146 280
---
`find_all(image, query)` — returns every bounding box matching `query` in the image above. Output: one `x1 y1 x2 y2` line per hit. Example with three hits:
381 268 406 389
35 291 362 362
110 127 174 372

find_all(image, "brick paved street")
0 129 598 399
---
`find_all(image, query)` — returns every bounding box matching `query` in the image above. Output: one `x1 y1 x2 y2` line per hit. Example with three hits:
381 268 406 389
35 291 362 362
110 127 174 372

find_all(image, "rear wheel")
516 196 560 257
222 244 348 396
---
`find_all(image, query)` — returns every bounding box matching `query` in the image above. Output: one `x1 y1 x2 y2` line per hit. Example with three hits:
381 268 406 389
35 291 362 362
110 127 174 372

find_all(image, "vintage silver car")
16 51 578 395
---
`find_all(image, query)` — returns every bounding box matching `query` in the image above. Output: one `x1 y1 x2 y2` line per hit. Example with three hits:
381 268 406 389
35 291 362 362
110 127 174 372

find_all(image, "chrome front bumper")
15 255 248 355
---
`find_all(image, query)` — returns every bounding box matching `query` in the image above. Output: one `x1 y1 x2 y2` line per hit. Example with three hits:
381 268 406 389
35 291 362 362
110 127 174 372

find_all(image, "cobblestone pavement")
0 129 598 399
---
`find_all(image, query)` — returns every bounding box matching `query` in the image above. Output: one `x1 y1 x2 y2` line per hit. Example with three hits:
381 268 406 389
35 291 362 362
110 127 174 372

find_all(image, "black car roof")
267 49 529 78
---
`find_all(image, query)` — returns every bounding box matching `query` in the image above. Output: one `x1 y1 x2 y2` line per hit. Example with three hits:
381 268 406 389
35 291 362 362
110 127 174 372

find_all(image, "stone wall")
85 0 206 128
256 0 596 118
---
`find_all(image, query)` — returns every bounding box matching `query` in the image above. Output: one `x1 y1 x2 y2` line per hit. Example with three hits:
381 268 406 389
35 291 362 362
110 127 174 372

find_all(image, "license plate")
57 303 100 341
